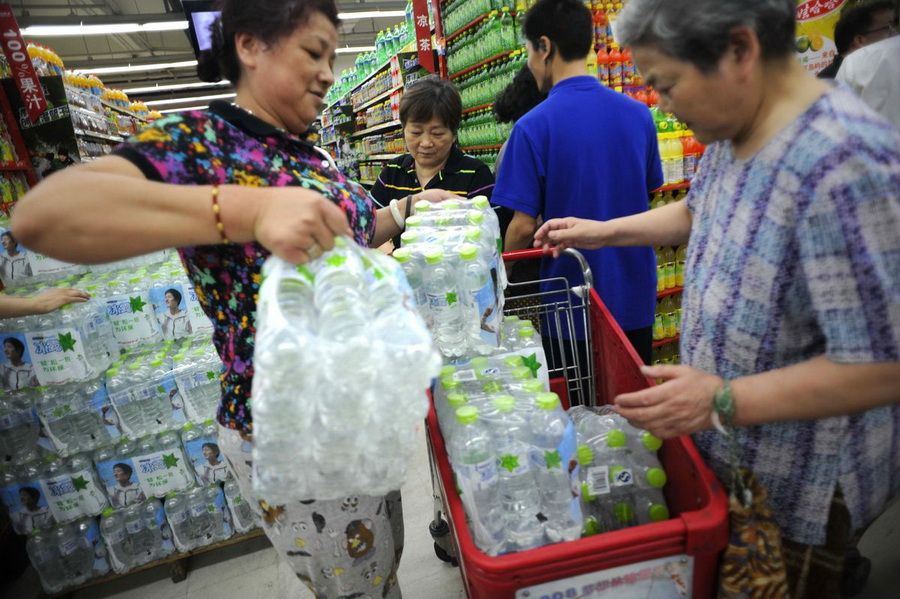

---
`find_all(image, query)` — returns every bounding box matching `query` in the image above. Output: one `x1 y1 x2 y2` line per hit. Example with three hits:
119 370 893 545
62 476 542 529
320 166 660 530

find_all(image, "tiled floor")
2 426 899 599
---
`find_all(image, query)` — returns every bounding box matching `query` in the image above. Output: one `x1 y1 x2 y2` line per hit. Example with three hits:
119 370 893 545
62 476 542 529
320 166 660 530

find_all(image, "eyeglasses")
865 23 898 36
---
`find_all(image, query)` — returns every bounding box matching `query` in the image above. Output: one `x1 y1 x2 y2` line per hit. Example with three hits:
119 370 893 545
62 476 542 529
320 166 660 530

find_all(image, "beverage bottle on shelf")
675 245 687 287
653 299 665 341
661 245 676 289
667 134 685 184
529 392 582 543
100 508 132 573
0 389 40 464
608 43 623 88
596 46 610 87
448 406 504 554
682 132 704 179
597 428 636 530
654 247 666 293
164 491 194 551
224 478 257 533
674 293 683 334
422 248 467 357
123 502 155 563
515 323 541 350
586 48 598 79
622 47 635 86
53 520 95 588
491 395 544 552
660 296 677 339
500 8 516 51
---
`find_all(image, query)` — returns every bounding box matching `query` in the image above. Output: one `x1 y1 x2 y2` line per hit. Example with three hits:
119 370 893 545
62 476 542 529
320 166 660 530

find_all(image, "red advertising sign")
0 3 47 123
411 0 435 74
796 0 844 21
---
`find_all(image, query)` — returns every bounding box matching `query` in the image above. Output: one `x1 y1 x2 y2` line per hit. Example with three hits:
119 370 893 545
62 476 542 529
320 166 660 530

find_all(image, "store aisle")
1 424 466 599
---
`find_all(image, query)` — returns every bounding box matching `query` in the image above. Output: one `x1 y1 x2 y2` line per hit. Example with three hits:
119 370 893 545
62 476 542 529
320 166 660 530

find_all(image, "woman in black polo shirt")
371 77 505 250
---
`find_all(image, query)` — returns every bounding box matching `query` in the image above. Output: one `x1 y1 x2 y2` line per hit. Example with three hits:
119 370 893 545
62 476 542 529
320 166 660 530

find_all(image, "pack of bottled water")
181 421 232 485
569 405 670 534
36 377 121 456
223 478 257 534
26 516 111 593
394 196 506 358
434 359 582 556
164 483 233 552
94 431 194 507
100 498 175 573
171 342 222 423
252 237 441 502
0 387 42 463
0 217 88 290
0 297 115 391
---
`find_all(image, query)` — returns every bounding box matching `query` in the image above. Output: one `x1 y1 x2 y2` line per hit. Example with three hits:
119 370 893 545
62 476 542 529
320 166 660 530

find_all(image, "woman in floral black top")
13 1 453 596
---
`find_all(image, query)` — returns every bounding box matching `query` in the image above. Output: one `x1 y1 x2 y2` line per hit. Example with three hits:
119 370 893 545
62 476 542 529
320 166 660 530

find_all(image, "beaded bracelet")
210 185 231 245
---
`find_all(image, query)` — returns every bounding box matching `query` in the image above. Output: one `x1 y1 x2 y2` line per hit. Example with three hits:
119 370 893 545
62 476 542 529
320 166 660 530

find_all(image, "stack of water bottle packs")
394 195 506 358
433 357 671 556
0 230 258 592
252 237 441 503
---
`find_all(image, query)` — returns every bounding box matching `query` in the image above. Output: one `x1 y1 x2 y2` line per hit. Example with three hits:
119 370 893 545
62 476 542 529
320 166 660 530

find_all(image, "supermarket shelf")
462 102 494 116
326 54 397 111
321 138 338 146
0 161 29 172
461 144 502 152
51 528 265 596
652 334 680 349
359 153 401 161
74 128 125 144
359 179 376 186
353 84 402 112
657 286 683 299
350 120 402 139
101 99 149 123
450 50 515 81
653 181 691 193
445 14 488 44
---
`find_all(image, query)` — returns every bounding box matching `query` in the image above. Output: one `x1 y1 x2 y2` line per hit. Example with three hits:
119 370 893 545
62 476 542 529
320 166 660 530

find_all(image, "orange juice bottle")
608 43 623 88
596 46 610 87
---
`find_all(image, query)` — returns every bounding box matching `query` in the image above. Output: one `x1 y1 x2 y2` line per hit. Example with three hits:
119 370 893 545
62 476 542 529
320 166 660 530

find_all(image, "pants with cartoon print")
218 425 404 599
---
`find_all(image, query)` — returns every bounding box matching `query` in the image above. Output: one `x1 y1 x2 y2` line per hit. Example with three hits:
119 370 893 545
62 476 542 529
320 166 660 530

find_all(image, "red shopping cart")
425 248 729 599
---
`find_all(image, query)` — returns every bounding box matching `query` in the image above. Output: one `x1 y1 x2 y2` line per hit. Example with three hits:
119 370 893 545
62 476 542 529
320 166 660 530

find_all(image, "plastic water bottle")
448 406 504 554
602 428 637 530
458 243 497 352
0 389 40 463
188 486 213 547
422 248 467 357
27 530 65 593
392 247 430 323
174 345 222 423
54 521 94 588
313 238 368 341
164 491 194 552
529 392 582 543
491 395 543 552
100 507 132 573
223 479 256 533
122 503 154 563
203 484 231 543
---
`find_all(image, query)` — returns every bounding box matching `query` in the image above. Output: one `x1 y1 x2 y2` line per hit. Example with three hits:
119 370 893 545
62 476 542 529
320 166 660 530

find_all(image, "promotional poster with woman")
0 333 38 391
1 482 54 534
149 284 193 340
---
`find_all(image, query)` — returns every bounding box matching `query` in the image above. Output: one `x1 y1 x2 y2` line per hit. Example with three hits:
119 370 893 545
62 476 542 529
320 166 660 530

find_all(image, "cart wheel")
433 542 459 566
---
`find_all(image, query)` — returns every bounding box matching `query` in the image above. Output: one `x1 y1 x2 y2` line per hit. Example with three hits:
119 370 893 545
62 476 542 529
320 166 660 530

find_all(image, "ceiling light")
336 46 376 54
74 59 198 75
145 92 236 107
338 11 406 20
122 80 231 94
159 105 208 113
22 21 188 37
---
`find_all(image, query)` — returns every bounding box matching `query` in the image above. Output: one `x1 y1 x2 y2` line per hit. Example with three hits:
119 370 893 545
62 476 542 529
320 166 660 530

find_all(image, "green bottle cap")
583 515 602 536
455 406 478 425
464 227 482 243
641 431 663 451
536 392 560 410
400 231 420 245
128 277 141 284
182 422 195 432
522 379 544 393
646 467 667 489
614 501 634 524
447 393 468 408
150 359 163 368
519 326 535 339
482 380 503 394
607 429 627 448
101 507 115 517
440 377 460 391
458 244 479 261
648 504 670 522
166 491 178 499
393 248 412 263
442 199 461 211
472 196 489 210
414 200 431 212
503 355 523 368
440 365 456 378
405 215 423 228
424 248 444 265
576 444 594 466
492 395 515 412
581 480 595 502
203 419 215 426
334 237 348 248
467 210 484 226
470 356 489 370
504 315 520 322
511 366 532 380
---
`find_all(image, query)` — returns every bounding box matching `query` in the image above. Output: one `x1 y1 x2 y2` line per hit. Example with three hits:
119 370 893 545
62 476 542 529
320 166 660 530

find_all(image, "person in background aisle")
493 66 547 174
370 77 502 251
10 0 455 596
837 33 900 129
534 1 900 597
817 1 895 79
492 0 662 368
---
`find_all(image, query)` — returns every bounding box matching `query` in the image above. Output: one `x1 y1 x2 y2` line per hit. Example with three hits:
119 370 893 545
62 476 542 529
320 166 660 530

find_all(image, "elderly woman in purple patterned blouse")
10 0 453 597
534 1 900 597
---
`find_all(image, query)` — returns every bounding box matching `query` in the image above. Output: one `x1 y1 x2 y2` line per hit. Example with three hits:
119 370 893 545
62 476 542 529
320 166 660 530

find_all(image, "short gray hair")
614 0 796 72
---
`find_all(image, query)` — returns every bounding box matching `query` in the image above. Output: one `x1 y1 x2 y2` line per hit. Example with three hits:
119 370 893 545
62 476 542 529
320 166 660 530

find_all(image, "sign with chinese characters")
0 4 48 122
515 555 694 599
795 0 847 74
411 0 435 73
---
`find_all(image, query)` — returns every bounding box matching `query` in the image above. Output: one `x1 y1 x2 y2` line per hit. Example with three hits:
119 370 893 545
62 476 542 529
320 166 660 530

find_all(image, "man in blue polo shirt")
493 0 662 367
